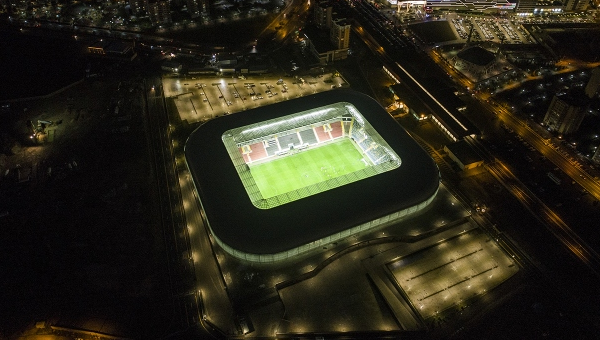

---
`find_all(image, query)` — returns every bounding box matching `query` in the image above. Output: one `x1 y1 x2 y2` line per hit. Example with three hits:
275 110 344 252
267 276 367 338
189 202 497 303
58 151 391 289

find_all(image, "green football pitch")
249 138 369 199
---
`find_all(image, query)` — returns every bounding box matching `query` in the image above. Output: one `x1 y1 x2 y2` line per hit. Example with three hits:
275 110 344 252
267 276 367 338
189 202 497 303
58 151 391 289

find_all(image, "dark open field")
0 28 85 101
409 21 457 44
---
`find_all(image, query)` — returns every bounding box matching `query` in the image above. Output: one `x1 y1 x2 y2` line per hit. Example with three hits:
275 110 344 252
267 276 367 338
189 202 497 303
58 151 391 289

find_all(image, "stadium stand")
240 150 251 163
277 132 302 150
238 114 394 166
249 142 268 161
314 125 331 142
330 121 344 139
347 126 392 165
299 128 318 145
350 127 367 142
366 147 388 164
359 139 371 151
265 139 280 156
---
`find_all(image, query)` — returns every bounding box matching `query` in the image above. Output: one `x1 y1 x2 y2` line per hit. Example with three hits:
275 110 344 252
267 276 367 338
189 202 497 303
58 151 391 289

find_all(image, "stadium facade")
185 90 440 262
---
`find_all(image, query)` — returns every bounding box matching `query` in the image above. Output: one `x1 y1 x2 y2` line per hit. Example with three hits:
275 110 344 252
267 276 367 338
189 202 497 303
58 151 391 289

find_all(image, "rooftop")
445 140 482 166
185 90 440 256
457 46 496 66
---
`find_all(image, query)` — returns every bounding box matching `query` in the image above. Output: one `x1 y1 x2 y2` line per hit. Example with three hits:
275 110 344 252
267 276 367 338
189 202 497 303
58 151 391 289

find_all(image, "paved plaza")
218 184 476 335
388 228 519 319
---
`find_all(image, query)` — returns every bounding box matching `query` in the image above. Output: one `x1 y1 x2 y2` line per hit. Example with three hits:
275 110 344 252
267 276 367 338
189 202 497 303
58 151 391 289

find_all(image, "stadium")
185 90 440 262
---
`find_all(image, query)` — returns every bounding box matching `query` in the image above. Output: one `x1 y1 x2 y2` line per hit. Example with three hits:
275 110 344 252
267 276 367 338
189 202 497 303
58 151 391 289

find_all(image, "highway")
486 98 600 202
179 157 238 336
386 8 600 202
423 25 600 201
343 0 600 277
464 136 600 277
348 0 600 276
256 0 311 45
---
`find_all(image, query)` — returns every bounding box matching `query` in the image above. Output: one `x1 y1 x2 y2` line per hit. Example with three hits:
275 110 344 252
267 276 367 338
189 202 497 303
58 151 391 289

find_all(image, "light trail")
485 159 600 276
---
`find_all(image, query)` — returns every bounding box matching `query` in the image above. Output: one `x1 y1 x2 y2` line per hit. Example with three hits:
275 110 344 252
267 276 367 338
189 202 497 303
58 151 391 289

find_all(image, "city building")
15 0 28 10
564 0 588 11
515 0 563 13
543 91 589 135
314 0 332 28
87 40 137 61
187 0 206 18
453 45 498 78
305 12 351 63
303 26 349 64
214 57 238 73
585 67 600 99
304 35 349 64
391 0 515 12
87 40 111 55
444 140 484 171
128 0 146 14
161 60 182 73
185 90 440 262
330 17 350 50
146 0 171 24
389 81 478 142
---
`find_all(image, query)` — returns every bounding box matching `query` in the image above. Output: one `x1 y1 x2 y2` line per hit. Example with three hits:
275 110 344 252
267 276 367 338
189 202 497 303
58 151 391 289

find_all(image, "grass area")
250 138 368 199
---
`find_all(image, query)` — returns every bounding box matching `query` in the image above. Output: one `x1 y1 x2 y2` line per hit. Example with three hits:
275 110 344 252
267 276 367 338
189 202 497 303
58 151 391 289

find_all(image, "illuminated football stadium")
185 90 440 262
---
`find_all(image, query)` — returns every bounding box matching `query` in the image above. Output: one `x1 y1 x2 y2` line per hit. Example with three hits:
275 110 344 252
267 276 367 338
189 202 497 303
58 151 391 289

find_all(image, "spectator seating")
277 132 301 149
238 142 269 163
265 139 280 157
366 146 389 165
330 121 344 139
314 125 331 142
299 128 318 145
240 151 251 163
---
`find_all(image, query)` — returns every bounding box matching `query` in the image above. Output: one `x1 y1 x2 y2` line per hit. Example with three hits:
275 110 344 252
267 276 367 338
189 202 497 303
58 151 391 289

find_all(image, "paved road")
483 99 600 202
179 168 238 336
144 77 211 335
464 137 600 278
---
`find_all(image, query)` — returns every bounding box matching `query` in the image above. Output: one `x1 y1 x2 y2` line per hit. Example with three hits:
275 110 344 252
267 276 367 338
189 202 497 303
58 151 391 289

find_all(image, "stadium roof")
185 90 440 256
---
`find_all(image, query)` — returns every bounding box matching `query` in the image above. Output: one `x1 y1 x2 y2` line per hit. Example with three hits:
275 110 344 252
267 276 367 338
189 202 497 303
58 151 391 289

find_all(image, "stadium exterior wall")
184 90 441 263
203 186 438 263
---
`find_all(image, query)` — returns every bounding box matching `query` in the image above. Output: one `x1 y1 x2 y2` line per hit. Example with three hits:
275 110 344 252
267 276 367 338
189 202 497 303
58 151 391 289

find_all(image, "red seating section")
239 121 343 163
330 121 343 139
314 125 331 142
238 142 268 163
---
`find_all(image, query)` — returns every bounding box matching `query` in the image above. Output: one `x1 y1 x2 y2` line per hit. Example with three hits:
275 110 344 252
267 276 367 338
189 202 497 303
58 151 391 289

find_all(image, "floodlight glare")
223 102 401 209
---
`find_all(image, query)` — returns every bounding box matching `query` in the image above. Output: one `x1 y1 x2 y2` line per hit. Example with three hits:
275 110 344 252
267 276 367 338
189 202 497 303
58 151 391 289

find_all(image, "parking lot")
448 15 534 44
388 229 519 319
162 72 348 123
